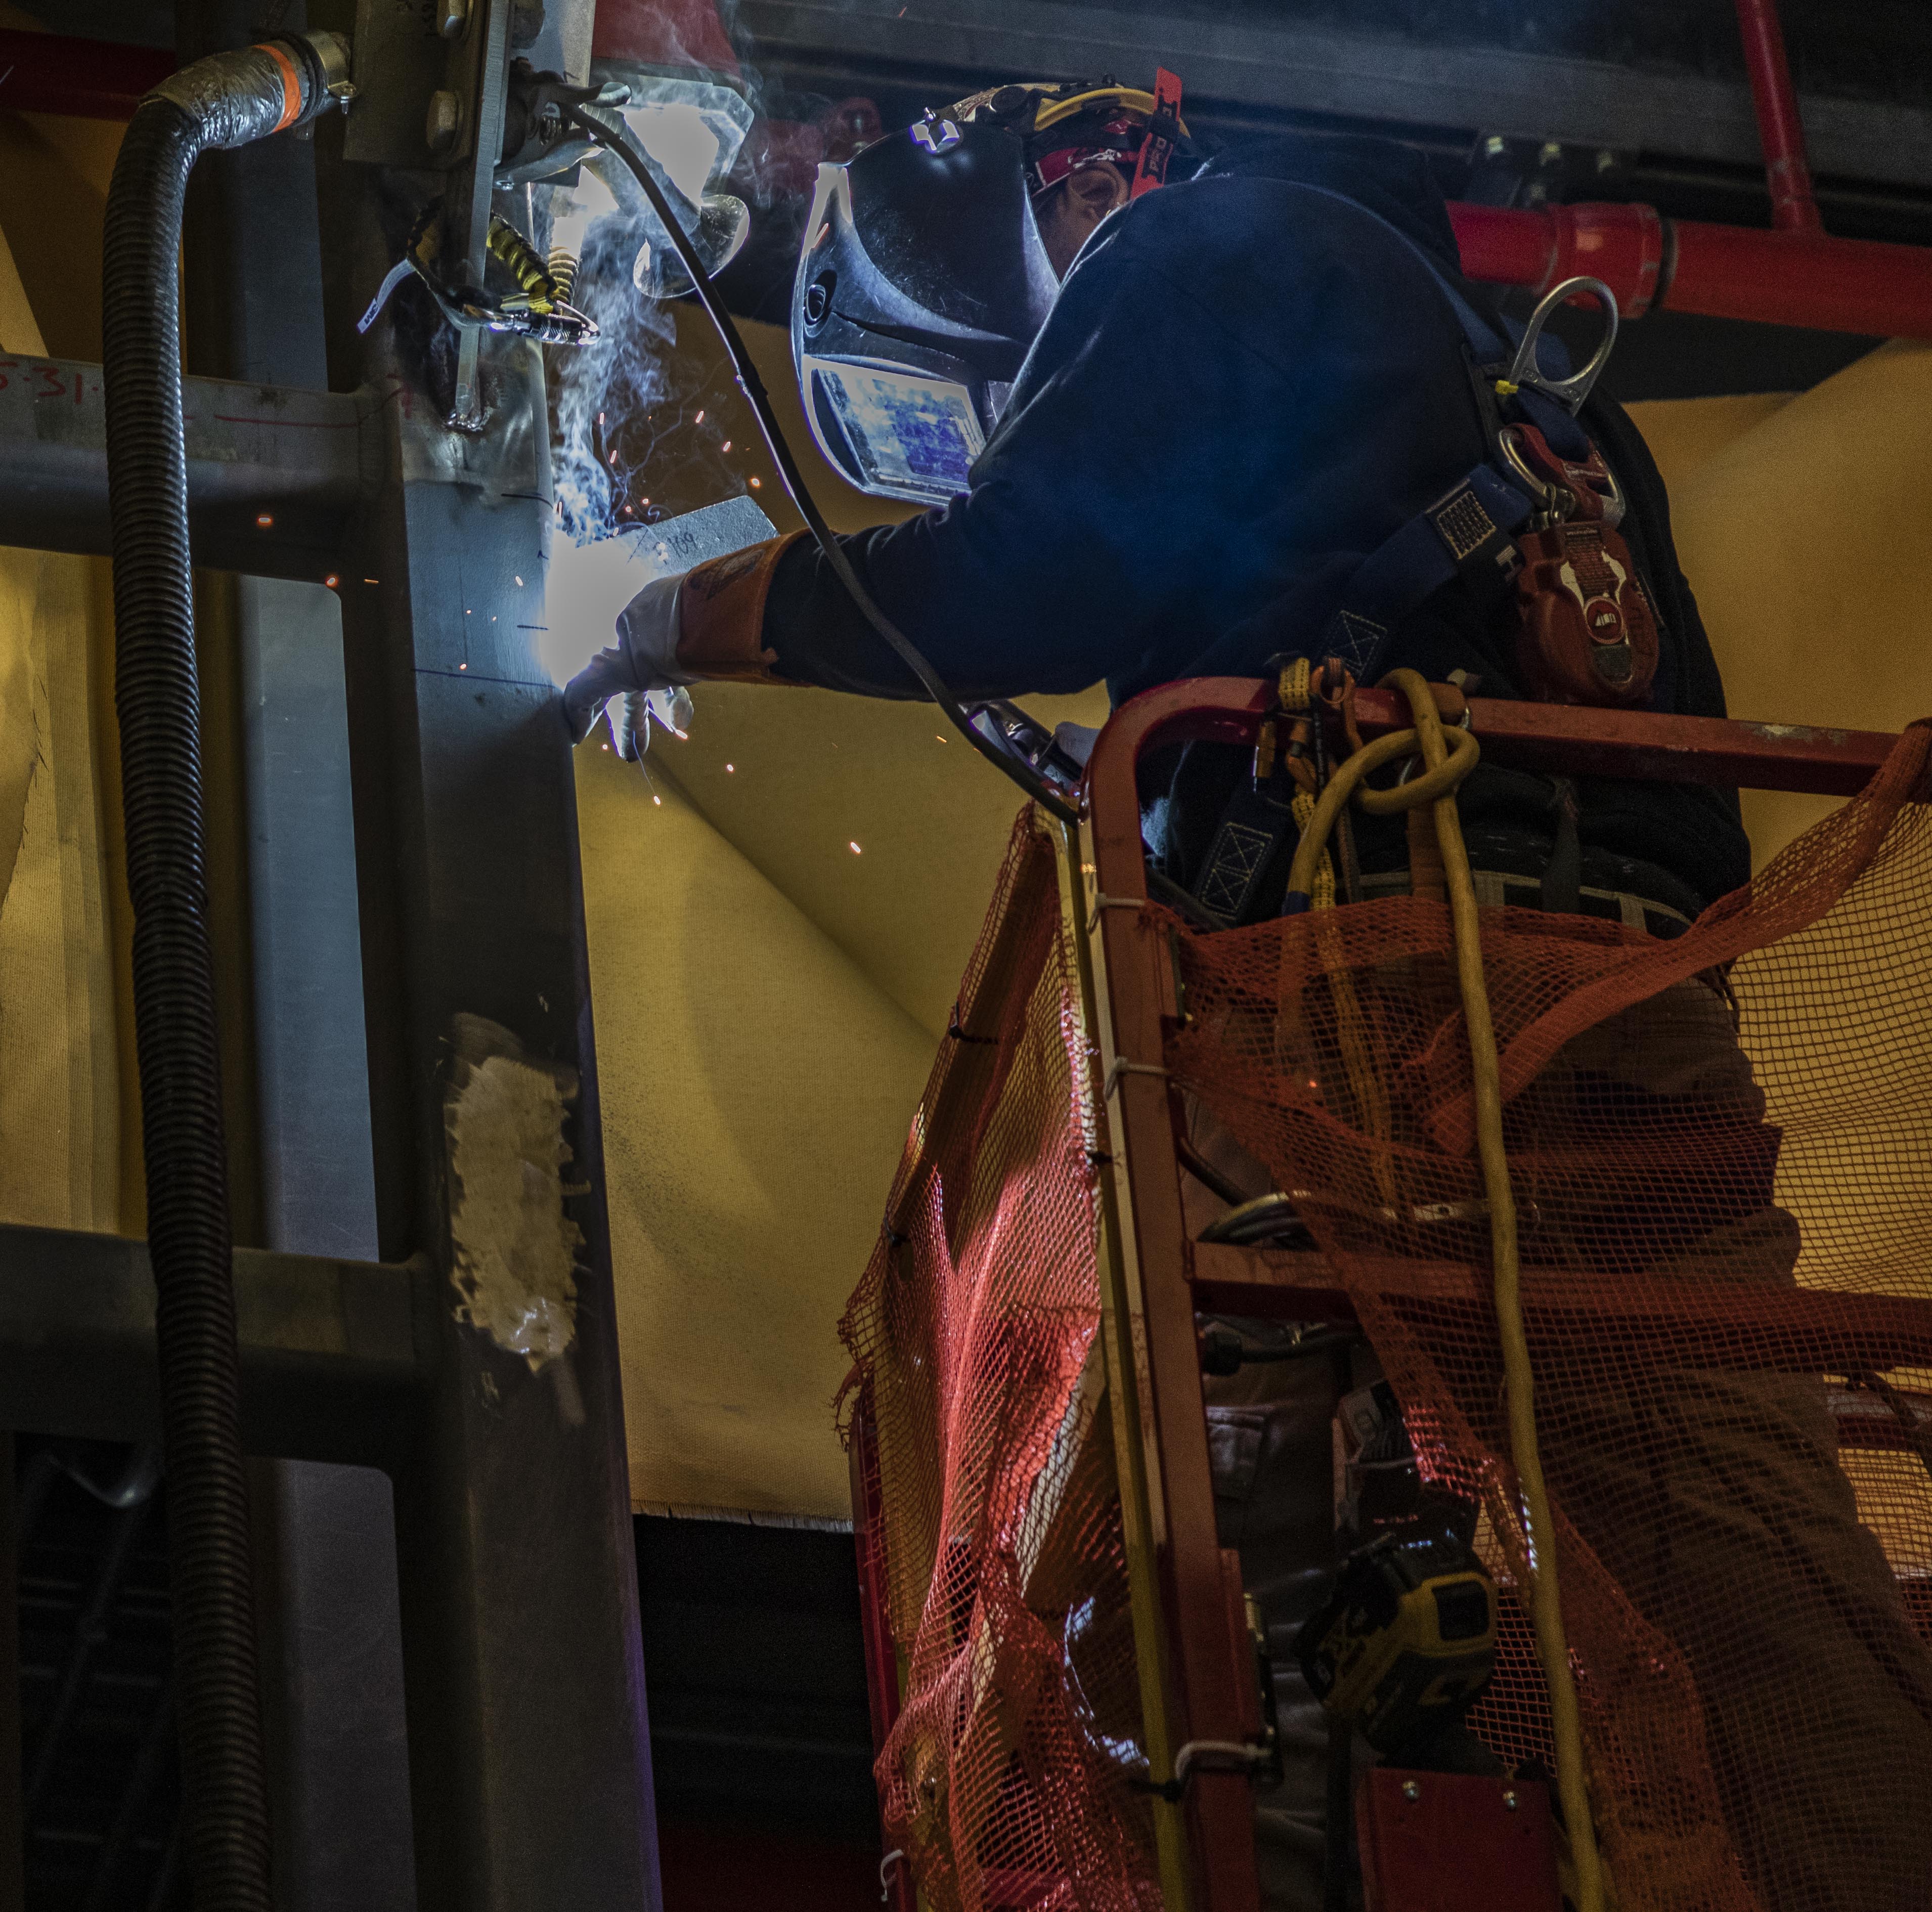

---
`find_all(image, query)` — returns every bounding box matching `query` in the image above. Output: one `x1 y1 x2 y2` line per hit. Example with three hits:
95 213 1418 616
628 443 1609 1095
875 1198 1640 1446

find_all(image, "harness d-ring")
1504 275 1619 415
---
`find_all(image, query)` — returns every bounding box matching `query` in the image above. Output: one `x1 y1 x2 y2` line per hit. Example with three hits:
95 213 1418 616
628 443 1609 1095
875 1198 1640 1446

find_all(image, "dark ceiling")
16 7 1925 392
985 0 1932 111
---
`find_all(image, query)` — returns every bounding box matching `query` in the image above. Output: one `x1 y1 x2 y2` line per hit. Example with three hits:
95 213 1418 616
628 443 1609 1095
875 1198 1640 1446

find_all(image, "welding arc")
566 101 1079 827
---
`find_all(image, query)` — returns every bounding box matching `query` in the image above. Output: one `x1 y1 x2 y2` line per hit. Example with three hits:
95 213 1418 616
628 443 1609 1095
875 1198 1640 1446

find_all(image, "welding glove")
562 572 693 746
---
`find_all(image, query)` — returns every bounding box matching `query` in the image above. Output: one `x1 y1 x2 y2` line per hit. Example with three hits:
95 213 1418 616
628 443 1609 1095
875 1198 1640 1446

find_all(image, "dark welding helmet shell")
792 108 1059 499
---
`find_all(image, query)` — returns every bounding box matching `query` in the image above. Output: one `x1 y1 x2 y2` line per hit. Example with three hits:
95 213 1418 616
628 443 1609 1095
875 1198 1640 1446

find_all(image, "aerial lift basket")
840 680 1932 1912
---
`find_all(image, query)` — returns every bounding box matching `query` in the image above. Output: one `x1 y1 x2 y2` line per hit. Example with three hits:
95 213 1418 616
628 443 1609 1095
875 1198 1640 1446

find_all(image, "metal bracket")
1103 1057 1170 1102
1086 891 1146 936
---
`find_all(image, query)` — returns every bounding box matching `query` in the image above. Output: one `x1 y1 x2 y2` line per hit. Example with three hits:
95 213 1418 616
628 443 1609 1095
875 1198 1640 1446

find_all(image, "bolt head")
1401 1779 1420 1802
426 89 463 154
438 0 470 37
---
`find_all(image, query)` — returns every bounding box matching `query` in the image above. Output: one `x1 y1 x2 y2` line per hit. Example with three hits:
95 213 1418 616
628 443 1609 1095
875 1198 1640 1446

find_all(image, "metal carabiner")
1502 275 1619 415
1497 425 1567 525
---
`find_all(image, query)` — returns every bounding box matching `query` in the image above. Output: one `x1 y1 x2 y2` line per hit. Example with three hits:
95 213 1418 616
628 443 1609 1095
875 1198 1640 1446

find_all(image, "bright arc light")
547 162 621 275
626 100 722 206
540 529 673 688
849 840 862 855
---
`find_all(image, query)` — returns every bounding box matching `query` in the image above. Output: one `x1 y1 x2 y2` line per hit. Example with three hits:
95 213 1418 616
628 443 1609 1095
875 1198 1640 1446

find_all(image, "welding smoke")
549 211 678 546
543 60 762 688
548 76 754 532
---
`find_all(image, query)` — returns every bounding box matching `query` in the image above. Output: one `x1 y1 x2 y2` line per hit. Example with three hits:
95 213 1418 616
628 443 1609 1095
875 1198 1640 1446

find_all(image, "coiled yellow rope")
1284 668 1605 1912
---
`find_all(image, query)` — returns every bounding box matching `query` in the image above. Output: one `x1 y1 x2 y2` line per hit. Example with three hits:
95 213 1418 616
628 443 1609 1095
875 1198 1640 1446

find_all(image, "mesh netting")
840 814 1160 1912
1168 723 1932 1912
845 724 1932 1912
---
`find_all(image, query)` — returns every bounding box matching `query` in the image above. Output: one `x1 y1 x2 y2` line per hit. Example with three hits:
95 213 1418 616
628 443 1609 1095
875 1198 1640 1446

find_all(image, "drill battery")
1294 1526 1498 1759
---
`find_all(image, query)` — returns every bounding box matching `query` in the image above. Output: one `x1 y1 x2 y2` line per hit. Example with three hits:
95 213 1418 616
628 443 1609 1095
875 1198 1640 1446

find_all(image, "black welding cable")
567 100 1081 827
103 31 347 1910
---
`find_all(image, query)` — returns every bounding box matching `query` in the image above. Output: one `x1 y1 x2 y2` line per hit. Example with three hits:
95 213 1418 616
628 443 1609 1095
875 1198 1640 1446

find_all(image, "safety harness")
1191 201 1663 927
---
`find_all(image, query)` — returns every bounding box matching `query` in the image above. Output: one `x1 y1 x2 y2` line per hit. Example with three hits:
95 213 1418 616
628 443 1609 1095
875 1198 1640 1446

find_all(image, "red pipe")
0 29 173 120
1448 199 1668 316
1668 218 1932 335
1734 0 1822 234
592 0 741 74
1448 199 1932 338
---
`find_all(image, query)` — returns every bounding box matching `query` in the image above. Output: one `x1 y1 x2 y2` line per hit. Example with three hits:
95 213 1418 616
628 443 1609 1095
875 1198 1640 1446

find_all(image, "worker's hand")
561 571 691 745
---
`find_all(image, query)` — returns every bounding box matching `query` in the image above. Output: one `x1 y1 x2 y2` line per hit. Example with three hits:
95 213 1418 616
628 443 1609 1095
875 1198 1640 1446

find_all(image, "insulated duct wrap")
102 35 343 1910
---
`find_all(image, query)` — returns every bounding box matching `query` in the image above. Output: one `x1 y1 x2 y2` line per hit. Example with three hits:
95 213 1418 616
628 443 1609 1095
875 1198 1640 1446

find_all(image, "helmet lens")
803 358 986 505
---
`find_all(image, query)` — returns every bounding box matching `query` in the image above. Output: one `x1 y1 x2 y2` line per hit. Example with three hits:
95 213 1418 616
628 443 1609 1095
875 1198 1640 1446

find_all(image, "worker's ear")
1066 162 1131 232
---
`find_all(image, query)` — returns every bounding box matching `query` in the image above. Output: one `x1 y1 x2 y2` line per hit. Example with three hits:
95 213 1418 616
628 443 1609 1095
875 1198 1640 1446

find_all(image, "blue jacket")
763 135 1751 915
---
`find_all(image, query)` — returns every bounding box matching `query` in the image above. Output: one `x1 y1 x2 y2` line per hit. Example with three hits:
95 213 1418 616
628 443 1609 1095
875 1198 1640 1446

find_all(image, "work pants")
1191 975 1932 1912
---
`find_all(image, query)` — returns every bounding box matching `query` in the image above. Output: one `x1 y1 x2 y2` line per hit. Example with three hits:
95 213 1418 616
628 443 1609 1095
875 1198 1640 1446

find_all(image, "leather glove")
561 571 693 745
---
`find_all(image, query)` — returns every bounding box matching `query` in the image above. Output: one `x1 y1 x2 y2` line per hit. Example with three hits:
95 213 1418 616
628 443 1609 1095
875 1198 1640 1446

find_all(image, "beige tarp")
0 218 125 1235
1631 343 1932 863
578 317 1111 1520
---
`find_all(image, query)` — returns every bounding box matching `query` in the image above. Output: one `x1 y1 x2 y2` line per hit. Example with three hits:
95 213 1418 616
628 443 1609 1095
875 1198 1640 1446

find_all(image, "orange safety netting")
839 815 1159 1912
1169 721 1932 1912
844 720 1932 1912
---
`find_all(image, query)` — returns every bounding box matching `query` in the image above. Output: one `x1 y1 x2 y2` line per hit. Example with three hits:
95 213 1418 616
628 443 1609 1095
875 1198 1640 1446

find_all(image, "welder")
562 79 1932 1911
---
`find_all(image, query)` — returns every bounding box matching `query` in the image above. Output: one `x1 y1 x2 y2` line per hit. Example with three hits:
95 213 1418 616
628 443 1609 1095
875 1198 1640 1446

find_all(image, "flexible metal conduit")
102 31 347 1910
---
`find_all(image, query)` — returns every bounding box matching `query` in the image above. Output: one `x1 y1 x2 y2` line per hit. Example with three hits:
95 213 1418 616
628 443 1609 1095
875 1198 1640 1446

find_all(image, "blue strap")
1293 183 1593 465
1317 463 1533 677
1286 185 1608 681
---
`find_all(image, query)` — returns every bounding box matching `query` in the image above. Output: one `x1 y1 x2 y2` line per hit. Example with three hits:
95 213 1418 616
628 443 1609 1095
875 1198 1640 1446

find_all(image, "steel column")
320 134 660 1901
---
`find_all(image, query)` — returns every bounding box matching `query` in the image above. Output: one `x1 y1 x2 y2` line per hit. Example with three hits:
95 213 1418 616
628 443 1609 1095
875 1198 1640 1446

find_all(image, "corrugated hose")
102 31 347 1909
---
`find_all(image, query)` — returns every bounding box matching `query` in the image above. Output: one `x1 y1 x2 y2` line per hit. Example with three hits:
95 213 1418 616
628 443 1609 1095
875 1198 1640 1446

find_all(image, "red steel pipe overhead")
1447 199 1932 340
1448 0 1932 337
1734 0 1822 233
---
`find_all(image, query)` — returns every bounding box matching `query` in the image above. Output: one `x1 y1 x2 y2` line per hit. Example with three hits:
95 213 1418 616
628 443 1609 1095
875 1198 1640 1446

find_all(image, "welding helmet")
791 79 1185 504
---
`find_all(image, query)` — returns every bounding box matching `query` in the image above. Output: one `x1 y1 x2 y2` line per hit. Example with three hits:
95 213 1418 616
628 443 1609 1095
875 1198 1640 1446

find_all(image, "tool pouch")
1513 517 1658 705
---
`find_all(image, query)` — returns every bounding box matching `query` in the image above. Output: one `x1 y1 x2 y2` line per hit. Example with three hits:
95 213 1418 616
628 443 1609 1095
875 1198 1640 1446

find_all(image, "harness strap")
1294 185 1592 685
1187 191 1625 927
1316 463 1532 678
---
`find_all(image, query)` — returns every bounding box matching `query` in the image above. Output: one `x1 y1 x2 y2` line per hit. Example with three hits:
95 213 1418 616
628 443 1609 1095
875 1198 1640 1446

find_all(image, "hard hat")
789 77 1187 505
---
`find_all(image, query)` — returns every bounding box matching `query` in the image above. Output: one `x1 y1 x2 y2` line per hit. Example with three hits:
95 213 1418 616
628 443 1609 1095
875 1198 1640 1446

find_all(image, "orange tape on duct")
253 42 303 132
